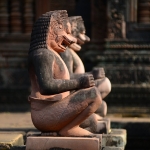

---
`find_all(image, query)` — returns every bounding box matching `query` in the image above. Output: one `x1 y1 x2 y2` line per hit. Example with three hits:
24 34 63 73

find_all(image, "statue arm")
32 51 81 95
70 49 85 74
70 73 88 80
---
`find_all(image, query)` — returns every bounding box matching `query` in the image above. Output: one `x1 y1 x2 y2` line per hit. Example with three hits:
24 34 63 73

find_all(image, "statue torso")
28 48 70 101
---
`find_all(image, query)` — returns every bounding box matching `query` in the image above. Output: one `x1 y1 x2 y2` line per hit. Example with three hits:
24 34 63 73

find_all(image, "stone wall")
78 0 150 117
0 0 150 116
0 35 30 111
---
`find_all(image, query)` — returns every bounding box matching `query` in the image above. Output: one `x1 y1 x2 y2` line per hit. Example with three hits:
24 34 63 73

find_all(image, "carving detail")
107 0 126 39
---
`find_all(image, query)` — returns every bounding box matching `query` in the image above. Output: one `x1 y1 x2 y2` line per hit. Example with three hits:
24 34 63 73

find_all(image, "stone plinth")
26 135 102 150
110 129 127 146
0 132 24 150
102 129 127 148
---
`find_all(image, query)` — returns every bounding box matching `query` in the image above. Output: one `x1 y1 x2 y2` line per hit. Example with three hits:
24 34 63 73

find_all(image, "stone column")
126 0 138 22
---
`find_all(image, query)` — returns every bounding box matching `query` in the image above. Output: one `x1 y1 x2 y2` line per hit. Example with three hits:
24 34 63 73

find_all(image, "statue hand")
78 74 95 88
92 67 105 79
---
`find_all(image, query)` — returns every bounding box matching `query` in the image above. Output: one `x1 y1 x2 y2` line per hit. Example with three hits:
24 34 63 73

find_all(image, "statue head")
68 16 90 51
29 10 77 53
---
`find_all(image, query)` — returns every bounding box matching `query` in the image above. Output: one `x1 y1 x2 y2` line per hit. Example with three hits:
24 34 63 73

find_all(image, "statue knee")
77 86 102 107
105 77 111 94
98 77 111 99
88 86 102 106
95 100 107 117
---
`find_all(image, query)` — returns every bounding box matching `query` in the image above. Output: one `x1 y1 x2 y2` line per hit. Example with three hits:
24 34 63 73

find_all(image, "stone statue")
28 10 103 137
60 16 111 119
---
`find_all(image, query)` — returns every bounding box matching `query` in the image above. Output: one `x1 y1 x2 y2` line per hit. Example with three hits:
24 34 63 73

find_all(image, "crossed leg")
58 86 102 137
78 77 111 133
30 86 102 137
95 77 111 99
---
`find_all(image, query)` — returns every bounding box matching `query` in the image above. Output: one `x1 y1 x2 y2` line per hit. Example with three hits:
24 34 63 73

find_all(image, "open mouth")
58 37 71 51
63 35 73 45
61 40 68 49
57 34 77 51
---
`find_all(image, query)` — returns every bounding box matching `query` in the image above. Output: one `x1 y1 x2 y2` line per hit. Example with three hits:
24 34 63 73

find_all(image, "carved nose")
78 33 90 42
85 35 90 42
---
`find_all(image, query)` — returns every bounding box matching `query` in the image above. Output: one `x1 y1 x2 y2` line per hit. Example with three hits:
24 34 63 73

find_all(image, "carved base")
26 129 126 150
102 129 127 149
26 135 102 150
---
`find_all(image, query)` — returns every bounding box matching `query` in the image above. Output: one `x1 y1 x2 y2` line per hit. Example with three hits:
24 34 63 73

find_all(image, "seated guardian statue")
60 16 111 119
28 10 102 137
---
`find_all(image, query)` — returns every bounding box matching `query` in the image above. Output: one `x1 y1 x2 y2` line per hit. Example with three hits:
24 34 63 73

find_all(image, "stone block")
0 132 24 150
26 135 102 150
102 134 125 147
110 129 127 146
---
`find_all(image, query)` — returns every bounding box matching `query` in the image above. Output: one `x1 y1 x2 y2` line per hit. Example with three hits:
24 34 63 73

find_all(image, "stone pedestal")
0 132 24 150
102 129 127 150
110 129 127 146
26 135 102 150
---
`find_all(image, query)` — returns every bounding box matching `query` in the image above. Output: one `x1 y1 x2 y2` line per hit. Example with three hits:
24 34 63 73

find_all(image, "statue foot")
41 132 58 136
59 126 96 137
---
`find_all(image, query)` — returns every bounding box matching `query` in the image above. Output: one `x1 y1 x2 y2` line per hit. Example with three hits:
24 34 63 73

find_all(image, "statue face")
68 16 90 51
76 21 90 44
48 11 77 53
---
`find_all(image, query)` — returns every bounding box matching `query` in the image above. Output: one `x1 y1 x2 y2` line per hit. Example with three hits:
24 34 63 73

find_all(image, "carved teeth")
58 43 66 50
63 35 72 45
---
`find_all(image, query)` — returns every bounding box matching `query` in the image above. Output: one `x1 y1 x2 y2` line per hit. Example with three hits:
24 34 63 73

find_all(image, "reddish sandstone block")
110 129 127 146
26 135 102 150
0 132 24 150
